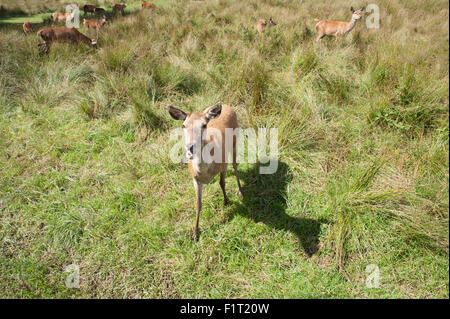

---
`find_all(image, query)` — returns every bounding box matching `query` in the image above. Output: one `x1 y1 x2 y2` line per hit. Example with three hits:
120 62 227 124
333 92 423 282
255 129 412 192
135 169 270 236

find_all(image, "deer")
168 103 244 241
37 27 97 54
256 17 277 34
94 7 106 15
83 15 107 32
112 3 126 15
23 21 33 34
315 7 364 42
142 2 156 9
82 4 96 15
52 11 75 24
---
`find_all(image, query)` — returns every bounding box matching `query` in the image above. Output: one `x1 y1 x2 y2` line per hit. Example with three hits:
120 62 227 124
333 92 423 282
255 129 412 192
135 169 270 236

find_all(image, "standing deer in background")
142 2 156 9
23 21 33 34
168 103 244 240
37 27 97 54
256 17 277 34
83 4 96 16
112 3 127 15
52 11 75 25
83 15 107 32
83 15 107 41
315 7 364 41
94 7 106 16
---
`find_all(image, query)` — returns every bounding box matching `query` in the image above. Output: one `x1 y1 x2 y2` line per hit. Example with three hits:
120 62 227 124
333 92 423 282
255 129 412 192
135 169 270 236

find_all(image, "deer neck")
346 18 358 33
190 156 215 184
190 145 219 184
79 33 93 46
191 157 204 174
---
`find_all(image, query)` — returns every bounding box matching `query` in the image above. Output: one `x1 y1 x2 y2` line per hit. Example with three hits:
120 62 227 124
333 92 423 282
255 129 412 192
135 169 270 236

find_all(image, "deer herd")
25 2 155 54
21 3 366 240
23 4 366 55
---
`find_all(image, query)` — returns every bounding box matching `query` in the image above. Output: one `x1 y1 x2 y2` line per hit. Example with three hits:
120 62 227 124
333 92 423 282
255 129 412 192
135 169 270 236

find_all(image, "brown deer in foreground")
256 17 277 34
23 21 33 34
52 11 75 24
315 7 364 42
168 103 243 240
37 27 97 54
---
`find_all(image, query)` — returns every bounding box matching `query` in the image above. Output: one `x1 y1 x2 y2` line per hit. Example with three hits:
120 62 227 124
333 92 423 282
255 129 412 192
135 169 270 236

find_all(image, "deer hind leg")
220 172 229 206
193 179 203 241
232 141 243 196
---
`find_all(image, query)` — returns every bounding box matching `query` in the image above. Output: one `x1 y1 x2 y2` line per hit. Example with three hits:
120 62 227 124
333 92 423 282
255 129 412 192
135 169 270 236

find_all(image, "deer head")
350 7 364 20
168 103 222 160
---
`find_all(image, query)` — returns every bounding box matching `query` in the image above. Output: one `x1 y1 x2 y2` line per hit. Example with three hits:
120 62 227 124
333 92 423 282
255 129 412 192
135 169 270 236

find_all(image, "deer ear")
351 6 354 12
205 103 222 120
360 7 364 12
168 105 187 121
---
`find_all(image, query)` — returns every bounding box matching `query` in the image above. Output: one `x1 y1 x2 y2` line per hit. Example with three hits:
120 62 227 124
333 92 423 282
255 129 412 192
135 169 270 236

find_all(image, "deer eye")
202 123 207 129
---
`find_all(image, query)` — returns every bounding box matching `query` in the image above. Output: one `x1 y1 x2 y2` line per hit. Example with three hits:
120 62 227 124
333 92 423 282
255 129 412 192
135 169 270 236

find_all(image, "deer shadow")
230 162 325 257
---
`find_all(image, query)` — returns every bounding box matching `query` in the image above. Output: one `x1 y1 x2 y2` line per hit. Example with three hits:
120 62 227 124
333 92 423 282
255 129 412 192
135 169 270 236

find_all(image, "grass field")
0 0 448 298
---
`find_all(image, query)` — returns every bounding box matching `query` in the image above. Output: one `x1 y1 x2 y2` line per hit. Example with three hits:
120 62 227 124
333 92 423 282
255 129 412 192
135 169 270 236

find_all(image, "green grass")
0 0 448 298
0 13 51 24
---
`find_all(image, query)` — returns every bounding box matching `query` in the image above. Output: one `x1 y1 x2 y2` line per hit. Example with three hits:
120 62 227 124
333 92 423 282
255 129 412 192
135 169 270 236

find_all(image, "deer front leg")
193 179 203 241
37 42 49 55
220 172 229 206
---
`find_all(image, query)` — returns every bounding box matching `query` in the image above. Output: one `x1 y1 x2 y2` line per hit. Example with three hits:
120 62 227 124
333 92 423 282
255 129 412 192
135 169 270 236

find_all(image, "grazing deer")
94 7 106 15
315 7 364 41
37 27 97 54
23 21 33 34
168 103 243 240
83 15 107 32
112 3 126 15
142 2 156 9
83 4 96 15
256 17 277 34
52 11 75 24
